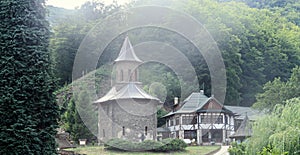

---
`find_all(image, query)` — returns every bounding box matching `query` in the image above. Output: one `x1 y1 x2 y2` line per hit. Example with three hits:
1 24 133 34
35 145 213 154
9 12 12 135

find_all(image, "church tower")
113 36 141 89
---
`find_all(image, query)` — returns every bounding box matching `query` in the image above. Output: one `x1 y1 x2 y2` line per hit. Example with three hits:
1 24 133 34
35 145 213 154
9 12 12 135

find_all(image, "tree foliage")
56 67 111 143
253 66 300 112
246 98 300 154
179 0 300 106
0 0 59 154
49 0 300 107
234 0 300 26
60 91 96 143
49 1 121 85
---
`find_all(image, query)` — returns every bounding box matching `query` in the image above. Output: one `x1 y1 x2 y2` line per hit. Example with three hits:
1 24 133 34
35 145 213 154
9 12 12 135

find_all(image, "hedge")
104 138 187 152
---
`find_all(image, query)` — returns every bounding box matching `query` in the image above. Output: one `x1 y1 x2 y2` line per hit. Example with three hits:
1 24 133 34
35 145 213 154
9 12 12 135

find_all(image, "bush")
228 142 246 155
137 140 163 151
259 144 288 155
154 138 187 152
105 138 136 151
104 138 187 152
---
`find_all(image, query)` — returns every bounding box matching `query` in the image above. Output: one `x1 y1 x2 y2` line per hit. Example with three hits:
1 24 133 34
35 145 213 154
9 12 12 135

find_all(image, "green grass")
65 145 220 155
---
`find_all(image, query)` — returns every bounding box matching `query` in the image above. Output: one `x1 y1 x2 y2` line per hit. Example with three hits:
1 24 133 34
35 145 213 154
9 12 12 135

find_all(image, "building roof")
114 36 142 62
225 106 262 121
163 92 233 117
229 114 252 138
163 92 208 117
179 92 210 113
94 83 161 104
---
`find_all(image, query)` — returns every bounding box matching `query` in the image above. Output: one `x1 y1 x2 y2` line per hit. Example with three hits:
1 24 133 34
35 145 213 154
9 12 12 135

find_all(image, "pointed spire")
115 36 142 62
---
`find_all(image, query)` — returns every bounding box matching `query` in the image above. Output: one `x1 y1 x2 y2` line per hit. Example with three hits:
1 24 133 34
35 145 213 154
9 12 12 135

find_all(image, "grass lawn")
65 145 220 155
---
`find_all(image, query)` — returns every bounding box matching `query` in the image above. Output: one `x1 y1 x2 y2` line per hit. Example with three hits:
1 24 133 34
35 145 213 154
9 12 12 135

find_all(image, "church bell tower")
113 36 142 89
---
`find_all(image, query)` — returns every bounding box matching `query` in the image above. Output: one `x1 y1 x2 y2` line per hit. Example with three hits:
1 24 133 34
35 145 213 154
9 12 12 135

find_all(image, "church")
93 36 162 143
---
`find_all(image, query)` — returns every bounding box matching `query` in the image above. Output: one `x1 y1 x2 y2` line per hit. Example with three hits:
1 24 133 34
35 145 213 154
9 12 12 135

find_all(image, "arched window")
122 126 125 136
145 126 148 135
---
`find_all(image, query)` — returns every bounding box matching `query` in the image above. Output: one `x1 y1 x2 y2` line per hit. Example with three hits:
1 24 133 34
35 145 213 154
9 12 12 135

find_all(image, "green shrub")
105 138 136 151
155 138 188 152
104 138 187 152
259 144 288 155
228 142 246 155
137 140 163 151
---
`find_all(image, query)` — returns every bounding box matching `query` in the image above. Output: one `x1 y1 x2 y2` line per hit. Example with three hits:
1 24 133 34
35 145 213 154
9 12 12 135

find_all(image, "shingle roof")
163 92 235 117
229 115 252 138
115 36 142 62
163 93 209 117
225 106 262 120
94 83 161 104
178 92 210 113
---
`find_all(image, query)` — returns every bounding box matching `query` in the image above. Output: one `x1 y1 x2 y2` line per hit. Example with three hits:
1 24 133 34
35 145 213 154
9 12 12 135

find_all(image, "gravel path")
214 146 230 155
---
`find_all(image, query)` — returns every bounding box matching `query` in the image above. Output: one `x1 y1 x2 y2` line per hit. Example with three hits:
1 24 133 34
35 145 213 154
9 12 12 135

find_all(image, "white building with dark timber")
161 91 261 145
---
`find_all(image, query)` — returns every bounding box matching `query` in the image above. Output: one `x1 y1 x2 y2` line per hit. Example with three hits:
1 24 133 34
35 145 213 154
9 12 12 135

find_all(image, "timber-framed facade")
162 91 260 145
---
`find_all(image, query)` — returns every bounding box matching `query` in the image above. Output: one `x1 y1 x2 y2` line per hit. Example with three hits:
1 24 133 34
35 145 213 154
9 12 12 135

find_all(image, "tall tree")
0 0 59 154
253 66 300 112
247 97 300 154
50 1 121 86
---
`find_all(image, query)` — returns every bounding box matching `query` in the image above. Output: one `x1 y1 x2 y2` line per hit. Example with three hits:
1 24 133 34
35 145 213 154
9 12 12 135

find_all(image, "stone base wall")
98 99 158 143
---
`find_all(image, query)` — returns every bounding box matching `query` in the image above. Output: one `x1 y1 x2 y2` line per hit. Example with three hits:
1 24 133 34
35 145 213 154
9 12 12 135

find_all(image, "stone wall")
98 99 158 143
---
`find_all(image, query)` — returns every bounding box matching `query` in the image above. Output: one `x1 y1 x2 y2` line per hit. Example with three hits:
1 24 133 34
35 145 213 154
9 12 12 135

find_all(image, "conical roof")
230 114 252 138
114 36 142 62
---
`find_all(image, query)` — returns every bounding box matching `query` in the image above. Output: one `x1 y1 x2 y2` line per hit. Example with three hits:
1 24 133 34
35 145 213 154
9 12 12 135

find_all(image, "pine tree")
0 0 59 154
61 88 96 143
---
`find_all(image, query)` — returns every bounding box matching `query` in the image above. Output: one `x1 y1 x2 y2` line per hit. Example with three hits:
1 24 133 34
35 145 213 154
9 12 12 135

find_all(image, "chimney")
174 97 179 105
200 89 204 94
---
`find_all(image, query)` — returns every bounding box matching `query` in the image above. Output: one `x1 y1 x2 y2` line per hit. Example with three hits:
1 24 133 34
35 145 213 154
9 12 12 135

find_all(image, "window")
201 114 223 124
175 117 180 125
145 126 148 135
103 129 105 137
122 126 125 136
182 115 197 125
201 115 210 124
170 118 174 126
217 115 223 124
184 130 197 140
